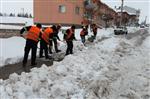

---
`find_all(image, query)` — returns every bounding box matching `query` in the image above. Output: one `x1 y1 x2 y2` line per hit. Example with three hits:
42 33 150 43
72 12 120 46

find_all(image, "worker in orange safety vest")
20 23 42 67
39 25 57 59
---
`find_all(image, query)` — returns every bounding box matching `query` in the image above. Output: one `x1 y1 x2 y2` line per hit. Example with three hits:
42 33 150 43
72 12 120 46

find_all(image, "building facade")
84 0 117 27
34 0 139 27
34 0 84 25
115 6 140 26
34 0 117 27
124 6 140 26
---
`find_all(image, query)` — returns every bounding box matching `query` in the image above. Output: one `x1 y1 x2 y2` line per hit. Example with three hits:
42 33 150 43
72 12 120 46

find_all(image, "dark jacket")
65 29 76 41
53 29 60 41
20 26 32 34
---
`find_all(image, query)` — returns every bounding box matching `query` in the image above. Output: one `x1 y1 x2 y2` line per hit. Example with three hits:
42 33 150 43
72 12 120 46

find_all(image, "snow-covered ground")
0 26 149 99
0 16 33 25
0 24 23 30
0 16 33 29
0 37 26 66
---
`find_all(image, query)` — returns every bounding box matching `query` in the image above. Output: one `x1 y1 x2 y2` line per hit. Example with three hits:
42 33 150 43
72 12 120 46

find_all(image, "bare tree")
29 14 32 18
0 12 3 16
9 13 15 17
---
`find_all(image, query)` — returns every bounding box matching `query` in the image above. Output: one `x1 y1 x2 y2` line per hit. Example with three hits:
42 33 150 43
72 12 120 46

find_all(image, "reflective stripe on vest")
42 27 53 43
27 26 41 42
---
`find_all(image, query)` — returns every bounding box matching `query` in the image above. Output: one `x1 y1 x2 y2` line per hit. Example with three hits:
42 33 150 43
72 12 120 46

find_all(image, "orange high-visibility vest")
42 27 53 43
26 26 41 42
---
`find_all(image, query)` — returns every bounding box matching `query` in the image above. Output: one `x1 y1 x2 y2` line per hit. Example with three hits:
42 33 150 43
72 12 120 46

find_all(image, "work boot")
65 53 69 56
46 55 53 60
39 56 44 58
56 50 61 53
49 51 53 54
22 63 30 72
22 63 26 67
31 62 37 67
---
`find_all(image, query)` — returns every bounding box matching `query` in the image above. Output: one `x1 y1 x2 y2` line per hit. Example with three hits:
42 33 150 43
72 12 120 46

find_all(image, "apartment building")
34 0 84 26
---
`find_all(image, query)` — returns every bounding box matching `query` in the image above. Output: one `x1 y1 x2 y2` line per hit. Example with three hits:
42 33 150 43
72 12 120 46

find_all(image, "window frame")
59 5 66 13
75 6 80 15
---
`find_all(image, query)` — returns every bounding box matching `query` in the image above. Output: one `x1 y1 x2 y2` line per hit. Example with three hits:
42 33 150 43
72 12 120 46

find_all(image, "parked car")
140 25 145 28
114 26 128 35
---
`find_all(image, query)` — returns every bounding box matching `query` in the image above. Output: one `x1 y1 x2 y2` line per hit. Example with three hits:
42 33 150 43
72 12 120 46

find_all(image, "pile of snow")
0 16 33 25
0 37 25 66
127 27 141 33
0 24 23 30
142 29 150 49
0 27 150 99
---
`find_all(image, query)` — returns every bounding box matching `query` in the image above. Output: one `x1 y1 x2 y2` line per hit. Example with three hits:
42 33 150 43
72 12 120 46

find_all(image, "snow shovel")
88 35 95 42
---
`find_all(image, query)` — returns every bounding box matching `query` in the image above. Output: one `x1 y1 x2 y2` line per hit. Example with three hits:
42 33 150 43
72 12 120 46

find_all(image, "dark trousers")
39 39 49 59
49 40 53 54
23 39 37 65
93 32 97 39
53 39 59 52
80 35 85 44
66 41 73 55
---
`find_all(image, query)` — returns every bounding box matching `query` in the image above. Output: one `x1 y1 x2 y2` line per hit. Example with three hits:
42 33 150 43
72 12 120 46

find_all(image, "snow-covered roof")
123 6 139 15
115 6 140 15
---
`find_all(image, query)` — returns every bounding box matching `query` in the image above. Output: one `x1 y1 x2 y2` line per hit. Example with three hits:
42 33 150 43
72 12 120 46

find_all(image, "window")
59 5 66 13
84 0 91 6
75 7 80 15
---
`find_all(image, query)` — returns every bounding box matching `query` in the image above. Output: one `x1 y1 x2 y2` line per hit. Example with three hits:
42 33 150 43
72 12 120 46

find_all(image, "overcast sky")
0 0 33 14
0 0 150 23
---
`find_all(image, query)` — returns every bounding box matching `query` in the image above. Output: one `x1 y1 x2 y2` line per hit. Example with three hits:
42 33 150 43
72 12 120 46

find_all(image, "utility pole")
120 0 124 26
21 8 24 16
144 16 147 25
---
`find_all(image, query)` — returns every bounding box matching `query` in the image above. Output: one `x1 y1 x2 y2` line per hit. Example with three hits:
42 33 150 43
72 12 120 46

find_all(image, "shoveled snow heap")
0 16 33 25
0 27 150 99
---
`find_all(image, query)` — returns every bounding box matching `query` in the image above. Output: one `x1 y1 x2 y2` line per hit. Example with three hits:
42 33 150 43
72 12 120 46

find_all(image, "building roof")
115 6 140 15
123 6 139 15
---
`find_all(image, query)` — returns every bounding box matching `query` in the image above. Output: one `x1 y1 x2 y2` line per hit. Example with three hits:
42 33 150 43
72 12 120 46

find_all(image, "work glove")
20 34 23 37
74 39 77 41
